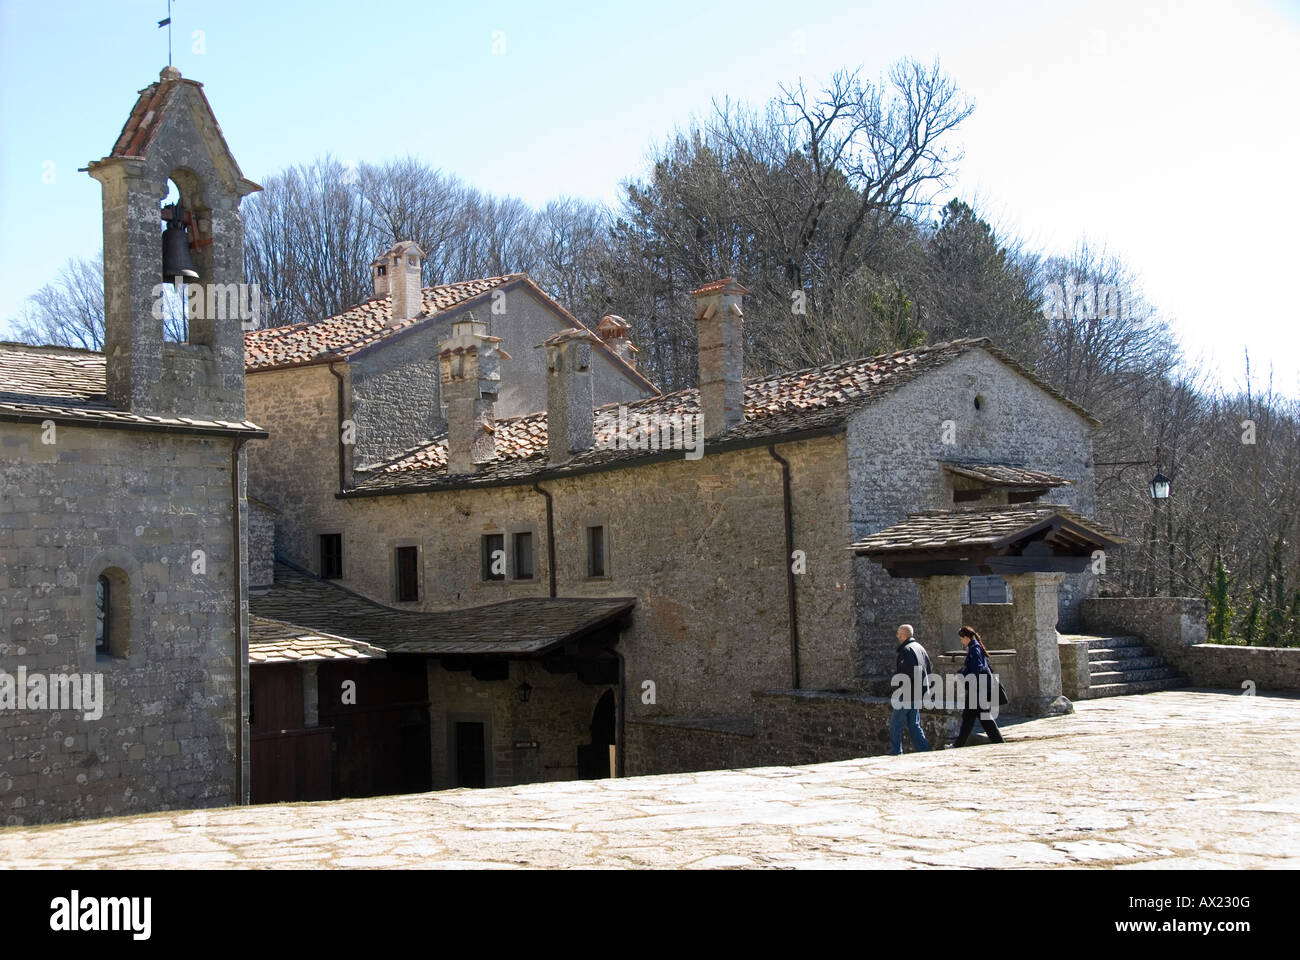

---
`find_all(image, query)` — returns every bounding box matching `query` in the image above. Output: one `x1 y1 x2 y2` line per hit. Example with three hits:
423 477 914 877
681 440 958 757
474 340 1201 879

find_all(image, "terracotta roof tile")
243 276 517 371
352 338 992 492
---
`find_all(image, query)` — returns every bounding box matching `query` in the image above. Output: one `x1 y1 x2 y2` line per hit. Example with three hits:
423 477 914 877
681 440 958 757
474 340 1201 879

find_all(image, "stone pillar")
1004 572 1073 716
541 329 596 464
917 576 967 654
692 278 748 438
301 663 319 728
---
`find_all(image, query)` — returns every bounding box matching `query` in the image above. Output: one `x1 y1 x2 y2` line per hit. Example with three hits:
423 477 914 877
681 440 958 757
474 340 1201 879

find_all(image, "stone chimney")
439 314 504 474
692 278 748 438
375 240 424 326
540 328 598 465
370 254 390 298
596 314 639 369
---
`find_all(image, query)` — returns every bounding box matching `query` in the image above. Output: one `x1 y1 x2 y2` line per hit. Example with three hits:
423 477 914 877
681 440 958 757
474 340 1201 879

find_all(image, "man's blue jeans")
890 707 930 755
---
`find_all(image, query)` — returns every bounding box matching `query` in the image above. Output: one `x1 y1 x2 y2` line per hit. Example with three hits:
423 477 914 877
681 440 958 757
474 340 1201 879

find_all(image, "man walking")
889 624 932 755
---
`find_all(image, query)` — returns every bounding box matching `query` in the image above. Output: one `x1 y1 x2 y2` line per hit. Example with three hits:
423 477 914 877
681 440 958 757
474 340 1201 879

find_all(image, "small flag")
157 17 170 27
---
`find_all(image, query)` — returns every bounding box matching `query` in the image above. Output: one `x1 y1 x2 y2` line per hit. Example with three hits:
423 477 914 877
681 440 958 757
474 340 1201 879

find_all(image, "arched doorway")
577 689 616 779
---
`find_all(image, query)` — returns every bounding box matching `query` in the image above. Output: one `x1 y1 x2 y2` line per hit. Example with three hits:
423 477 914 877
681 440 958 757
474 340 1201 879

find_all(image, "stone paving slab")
1 689 1297 869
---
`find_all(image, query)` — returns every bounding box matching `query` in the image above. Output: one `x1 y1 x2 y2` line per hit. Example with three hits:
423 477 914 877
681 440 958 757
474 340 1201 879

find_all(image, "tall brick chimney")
596 314 639 369
439 314 504 474
692 278 748 438
540 328 598 465
376 240 424 326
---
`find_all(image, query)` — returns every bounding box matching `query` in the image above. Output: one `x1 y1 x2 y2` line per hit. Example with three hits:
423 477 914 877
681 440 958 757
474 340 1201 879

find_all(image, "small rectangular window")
482 533 505 581
512 531 534 580
395 546 419 602
320 533 342 580
587 525 606 578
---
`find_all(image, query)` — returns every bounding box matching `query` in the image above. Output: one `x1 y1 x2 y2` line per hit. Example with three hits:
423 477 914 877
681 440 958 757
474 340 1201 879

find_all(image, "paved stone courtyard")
2 689 1297 869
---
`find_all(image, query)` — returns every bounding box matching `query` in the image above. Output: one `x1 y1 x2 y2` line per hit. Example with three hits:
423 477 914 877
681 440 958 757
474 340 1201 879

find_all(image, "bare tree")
243 156 376 327
9 254 106 349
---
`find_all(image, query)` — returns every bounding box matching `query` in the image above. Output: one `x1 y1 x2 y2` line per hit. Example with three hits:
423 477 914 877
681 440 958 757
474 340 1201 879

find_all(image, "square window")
587 525 606 578
320 533 342 580
482 533 505 581
395 546 419 602
512 531 534 580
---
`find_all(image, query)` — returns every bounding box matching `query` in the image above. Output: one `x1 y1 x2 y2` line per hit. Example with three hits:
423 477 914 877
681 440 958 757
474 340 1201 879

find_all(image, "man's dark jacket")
895 639 932 709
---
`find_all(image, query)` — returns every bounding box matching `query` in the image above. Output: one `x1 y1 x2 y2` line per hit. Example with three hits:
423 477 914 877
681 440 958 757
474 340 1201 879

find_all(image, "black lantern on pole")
1149 471 1171 501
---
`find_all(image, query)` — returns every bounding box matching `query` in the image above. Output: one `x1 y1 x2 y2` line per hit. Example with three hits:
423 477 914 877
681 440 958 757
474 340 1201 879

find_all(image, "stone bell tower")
87 67 261 421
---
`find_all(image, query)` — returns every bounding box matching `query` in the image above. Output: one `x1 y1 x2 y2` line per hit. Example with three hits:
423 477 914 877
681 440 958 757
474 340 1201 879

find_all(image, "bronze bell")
161 212 199 281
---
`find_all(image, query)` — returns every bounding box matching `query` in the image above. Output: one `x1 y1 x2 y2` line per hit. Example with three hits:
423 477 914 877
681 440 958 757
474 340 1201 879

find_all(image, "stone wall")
624 716 758 775
848 347 1098 691
248 500 276 589
426 659 613 788
933 649 1024 713
752 690 963 764
1081 596 1300 692
339 433 858 722
349 284 652 468
1058 637 1092 700
0 420 243 825
961 602 1015 646
245 363 350 574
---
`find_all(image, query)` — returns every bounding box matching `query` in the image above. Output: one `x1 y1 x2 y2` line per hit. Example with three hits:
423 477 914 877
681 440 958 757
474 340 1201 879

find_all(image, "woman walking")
954 626 1005 747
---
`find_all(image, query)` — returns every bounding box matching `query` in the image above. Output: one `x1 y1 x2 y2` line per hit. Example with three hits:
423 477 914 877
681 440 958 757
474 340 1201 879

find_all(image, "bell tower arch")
87 66 261 420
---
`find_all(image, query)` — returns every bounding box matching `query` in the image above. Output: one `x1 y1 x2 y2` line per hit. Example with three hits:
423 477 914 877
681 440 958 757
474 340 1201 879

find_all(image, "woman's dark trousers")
954 708 1004 746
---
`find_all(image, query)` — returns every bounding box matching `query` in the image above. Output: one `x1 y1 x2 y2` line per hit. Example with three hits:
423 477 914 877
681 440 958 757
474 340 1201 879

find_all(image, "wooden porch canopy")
850 503 1123 578
251 563 635 682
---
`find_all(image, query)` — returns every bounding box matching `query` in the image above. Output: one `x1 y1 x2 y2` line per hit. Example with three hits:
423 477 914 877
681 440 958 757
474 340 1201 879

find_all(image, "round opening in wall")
974 393 985 411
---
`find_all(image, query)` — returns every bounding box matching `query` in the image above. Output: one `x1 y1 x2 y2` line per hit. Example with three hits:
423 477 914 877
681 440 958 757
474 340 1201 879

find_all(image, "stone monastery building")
1 70 1128 824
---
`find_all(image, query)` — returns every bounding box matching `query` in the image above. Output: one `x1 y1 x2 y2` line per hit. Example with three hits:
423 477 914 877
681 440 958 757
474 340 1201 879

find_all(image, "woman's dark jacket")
959 639 992 677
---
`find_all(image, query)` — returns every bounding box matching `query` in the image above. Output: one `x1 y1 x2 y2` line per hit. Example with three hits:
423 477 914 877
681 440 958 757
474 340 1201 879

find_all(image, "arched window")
94 568 130 659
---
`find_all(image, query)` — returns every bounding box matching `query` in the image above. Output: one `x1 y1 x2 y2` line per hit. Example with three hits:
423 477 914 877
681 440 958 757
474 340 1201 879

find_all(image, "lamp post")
1094 447 1173 595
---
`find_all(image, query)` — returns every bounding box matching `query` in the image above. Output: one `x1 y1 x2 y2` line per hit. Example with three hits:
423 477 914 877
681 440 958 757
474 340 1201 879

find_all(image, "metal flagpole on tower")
157 0 174 67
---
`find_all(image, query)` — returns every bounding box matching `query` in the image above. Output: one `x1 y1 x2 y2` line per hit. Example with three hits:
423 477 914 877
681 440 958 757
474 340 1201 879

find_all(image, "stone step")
1081 635 1143 650
1089 667 1183 685
1087 645 1155 662
1089 655 1165 671
1084 676 1190 698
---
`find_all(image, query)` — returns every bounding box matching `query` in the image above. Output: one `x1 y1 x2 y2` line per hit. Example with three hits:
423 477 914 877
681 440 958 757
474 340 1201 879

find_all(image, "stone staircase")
1070 634 1188 698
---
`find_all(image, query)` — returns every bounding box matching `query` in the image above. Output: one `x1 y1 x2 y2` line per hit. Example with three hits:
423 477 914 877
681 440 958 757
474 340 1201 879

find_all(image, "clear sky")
1 0 1297 394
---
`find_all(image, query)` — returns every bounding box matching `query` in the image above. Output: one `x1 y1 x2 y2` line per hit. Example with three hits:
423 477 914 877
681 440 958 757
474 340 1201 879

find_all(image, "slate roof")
0 342 265 436
250 564 635 656
942 462 1072 488
242 274 658 394
849 503 1122 555
348 337 1097 495
248 617 387 664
